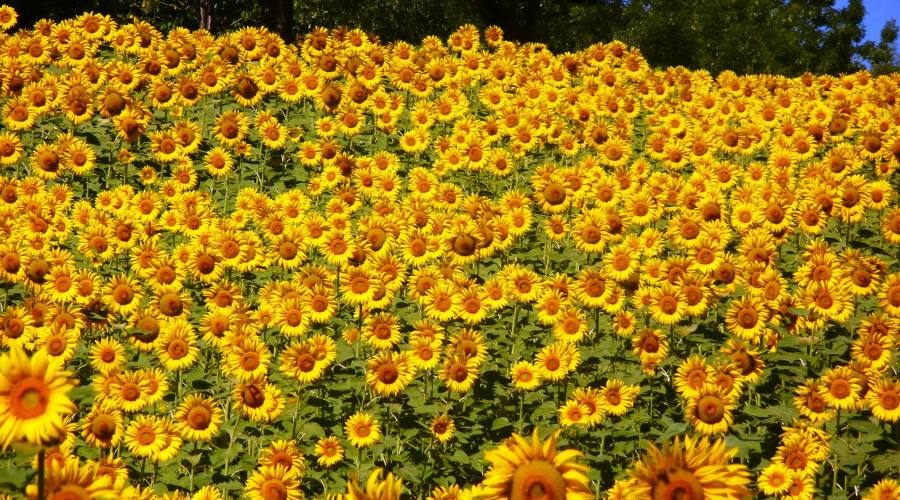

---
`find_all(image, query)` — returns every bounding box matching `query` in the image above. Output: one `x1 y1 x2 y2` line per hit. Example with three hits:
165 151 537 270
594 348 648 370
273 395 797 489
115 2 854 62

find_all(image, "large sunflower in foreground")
479 428 593 500
0 347 77 449
623 435 750 500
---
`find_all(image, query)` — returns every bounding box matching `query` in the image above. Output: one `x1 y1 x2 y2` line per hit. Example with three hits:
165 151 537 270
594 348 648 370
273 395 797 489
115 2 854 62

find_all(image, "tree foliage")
14 0 899 74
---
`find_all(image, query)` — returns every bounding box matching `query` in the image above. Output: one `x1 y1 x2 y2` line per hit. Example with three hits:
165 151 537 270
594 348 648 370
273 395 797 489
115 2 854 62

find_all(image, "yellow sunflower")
479 428 593 500
624 435 750 499
0 347 76 450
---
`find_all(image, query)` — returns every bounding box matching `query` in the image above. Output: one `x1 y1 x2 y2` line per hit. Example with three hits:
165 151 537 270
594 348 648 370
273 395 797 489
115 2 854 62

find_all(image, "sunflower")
864 479 900 500
81 403 124 449
345 468 403 500
559 400 590 427
88 338 126 375
0 348 76 450
155 318 200 372
25 458 117 500
259 439 306 477
724 295 770 342
124 415 167 459
479 428 593 500
442 353 480 393
573 267 611 308
107 370 150 413
510 361 542 391
232 378 285 423
879 272 900 316
757 462 794 496
362 312 402 350
648 283 687 325
430 414 455 443
244 465 302 500
174 394 223 442
204 147 235 178
674 356 710 398
0 132 23 165
866 378 900 423
685 384 735 435
624 435 750 500
314 435 344 468
599 378 640 416
280 339 326 384
366 351 415 397
102 274 143 317
345 412 381 448
819 365 862 410
0 4 17 31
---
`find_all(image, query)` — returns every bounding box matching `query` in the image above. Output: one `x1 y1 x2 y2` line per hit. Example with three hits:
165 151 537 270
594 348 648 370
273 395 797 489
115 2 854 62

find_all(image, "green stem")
291 386 302 437
37 449 45 500
832 407 842 492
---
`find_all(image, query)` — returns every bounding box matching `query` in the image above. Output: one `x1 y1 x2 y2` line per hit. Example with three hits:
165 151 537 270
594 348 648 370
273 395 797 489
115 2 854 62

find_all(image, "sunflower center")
545 356 561 372
113 284 134 305
91 414 117 441
737 308 758 329
242 385 266 408
187 405 212 430
696 395 725 424
452 234 477 256
830 379 851 399
159 293 183 316
806 392 826 412
581 224 602 244
168 339 189 359
100 349 116 363
378 364 399 384
585 278 605 297
509 459 568 500
10 378 49 419
297 354 316 372
121 383 141 401
241 351 260 370
881 390 899 410
451 364 468 382
136 427 156 446
543 183 566 206
659 296 677 315
652 467 705 500
606 389 621 405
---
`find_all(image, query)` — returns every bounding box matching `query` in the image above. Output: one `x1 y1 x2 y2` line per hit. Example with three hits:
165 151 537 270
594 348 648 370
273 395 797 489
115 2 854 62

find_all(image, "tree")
860 19 900 75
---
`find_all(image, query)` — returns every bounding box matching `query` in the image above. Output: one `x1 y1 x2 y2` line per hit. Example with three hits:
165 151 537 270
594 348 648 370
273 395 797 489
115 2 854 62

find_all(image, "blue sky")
836 0 899 47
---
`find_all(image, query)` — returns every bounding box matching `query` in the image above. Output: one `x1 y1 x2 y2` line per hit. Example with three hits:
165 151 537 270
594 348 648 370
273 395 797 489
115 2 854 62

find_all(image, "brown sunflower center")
651 467 705 500
880 390 899 410
696 395 726 424
509 459 568 500
91 414 117 441
187 405 212 430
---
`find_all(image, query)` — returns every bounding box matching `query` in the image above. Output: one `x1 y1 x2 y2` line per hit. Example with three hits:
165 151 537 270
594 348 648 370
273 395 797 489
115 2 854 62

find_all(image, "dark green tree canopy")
13 0 899 74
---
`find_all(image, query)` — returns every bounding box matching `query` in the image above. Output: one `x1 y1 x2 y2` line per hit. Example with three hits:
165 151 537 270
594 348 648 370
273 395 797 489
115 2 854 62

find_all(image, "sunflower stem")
37 449 45 500
832 407 842 492
291 385 302 438
517 390 524 433
510 302 520 340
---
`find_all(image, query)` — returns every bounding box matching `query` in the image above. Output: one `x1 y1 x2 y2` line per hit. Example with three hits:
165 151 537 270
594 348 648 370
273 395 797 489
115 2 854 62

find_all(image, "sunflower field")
0 5 899 499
